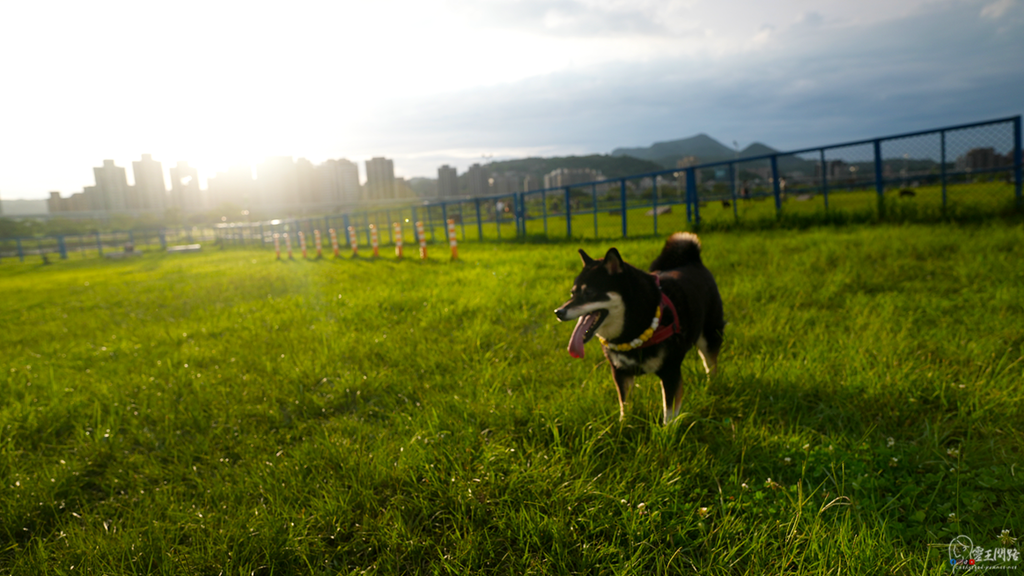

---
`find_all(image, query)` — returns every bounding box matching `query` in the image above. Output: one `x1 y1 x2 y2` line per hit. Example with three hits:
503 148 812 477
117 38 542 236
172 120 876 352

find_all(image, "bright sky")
1 0 1021 200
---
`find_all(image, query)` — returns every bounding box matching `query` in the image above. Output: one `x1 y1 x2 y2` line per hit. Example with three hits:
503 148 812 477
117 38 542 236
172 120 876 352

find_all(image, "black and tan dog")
554 232 724 423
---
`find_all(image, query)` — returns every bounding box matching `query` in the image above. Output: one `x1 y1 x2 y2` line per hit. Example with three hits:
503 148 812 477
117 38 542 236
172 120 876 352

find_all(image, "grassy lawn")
1 222 1023 574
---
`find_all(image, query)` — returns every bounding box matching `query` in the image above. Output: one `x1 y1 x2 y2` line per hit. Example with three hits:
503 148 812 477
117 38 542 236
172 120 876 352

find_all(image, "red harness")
640 275 681 348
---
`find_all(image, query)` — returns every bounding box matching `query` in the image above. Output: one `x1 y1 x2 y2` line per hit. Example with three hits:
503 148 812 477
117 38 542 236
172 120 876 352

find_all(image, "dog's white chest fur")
606 347 666 374
593 292 625 340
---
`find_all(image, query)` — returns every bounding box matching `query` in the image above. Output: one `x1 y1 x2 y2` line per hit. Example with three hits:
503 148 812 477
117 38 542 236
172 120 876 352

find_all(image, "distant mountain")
612 134 738 168
609 134 829 177
738 142 779 159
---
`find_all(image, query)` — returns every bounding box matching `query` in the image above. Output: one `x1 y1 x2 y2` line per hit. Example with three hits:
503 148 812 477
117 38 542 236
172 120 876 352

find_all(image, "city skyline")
1 0 1022 202
46 155 415 216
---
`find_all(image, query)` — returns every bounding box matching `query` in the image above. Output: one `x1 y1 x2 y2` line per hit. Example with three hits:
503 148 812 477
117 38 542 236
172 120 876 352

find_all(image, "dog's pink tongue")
568 314 597 359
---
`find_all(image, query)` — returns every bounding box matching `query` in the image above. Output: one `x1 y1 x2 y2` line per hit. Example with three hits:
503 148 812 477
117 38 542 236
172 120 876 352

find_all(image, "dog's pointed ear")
603 247 623 275
578 249 595 266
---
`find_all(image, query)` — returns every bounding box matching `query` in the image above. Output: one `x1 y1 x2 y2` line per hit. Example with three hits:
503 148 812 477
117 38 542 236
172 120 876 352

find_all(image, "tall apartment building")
314 161 339 205
207 165 254 208
467 163 487 197
334 159 360 203
437 165 458 198
310 159 360 205
326 159 358 203
169 161 202 212
93 160 130 211
47 192 64 213
256 157 298 209
365 157 395 201
295 158 317 205
132 154 166 211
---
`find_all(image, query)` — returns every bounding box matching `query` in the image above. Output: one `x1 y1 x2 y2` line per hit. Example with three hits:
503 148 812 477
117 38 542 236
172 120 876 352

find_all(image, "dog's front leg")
657 363 684 424
610 367 634 421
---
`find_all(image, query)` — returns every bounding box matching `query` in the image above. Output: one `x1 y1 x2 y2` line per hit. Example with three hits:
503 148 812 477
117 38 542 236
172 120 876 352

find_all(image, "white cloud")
981 0 1018 18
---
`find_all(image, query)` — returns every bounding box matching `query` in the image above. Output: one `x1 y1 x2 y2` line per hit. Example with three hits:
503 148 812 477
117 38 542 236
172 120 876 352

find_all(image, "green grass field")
2 222 1023 574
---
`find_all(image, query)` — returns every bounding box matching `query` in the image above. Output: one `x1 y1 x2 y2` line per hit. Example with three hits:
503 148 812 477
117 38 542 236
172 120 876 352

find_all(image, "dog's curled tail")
649 232 702 271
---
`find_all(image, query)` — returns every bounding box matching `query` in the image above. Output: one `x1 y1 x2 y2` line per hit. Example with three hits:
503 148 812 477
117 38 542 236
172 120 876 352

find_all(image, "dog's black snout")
554 307 568 321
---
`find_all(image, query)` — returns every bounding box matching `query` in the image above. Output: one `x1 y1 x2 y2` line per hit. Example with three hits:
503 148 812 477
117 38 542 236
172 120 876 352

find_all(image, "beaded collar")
597 275 682 352
597 305 661 351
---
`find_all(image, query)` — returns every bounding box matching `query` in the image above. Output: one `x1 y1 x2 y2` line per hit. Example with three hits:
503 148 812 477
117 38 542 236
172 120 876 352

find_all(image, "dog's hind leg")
611 369 634 421
699 294 725 378
696 336 718 377
657 364 684 424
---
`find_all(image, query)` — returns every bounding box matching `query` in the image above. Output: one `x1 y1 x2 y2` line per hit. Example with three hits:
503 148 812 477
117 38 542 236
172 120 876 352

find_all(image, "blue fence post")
507 198 513 238
496 200 502 240
691 171 702 225
441 203 448 237
342 213 352 245
522 193 528 237
58 236 67 259
458 203 466 240
1014 115 1022 208
620 179 628 237
820 149 830 211
684 170 696 223
17 238 24 262
385 211 393 244
591 184 598 238
514 194 522 237
652 176 659 235
515 195 521 238
873 139 885 217
474 199 483 240
940 131 948 209
95 232 103 256
564 187 572 238
541 190 548 237
511 196 518 237
159 230 167 250
730 162 738 219
770 155 782 216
